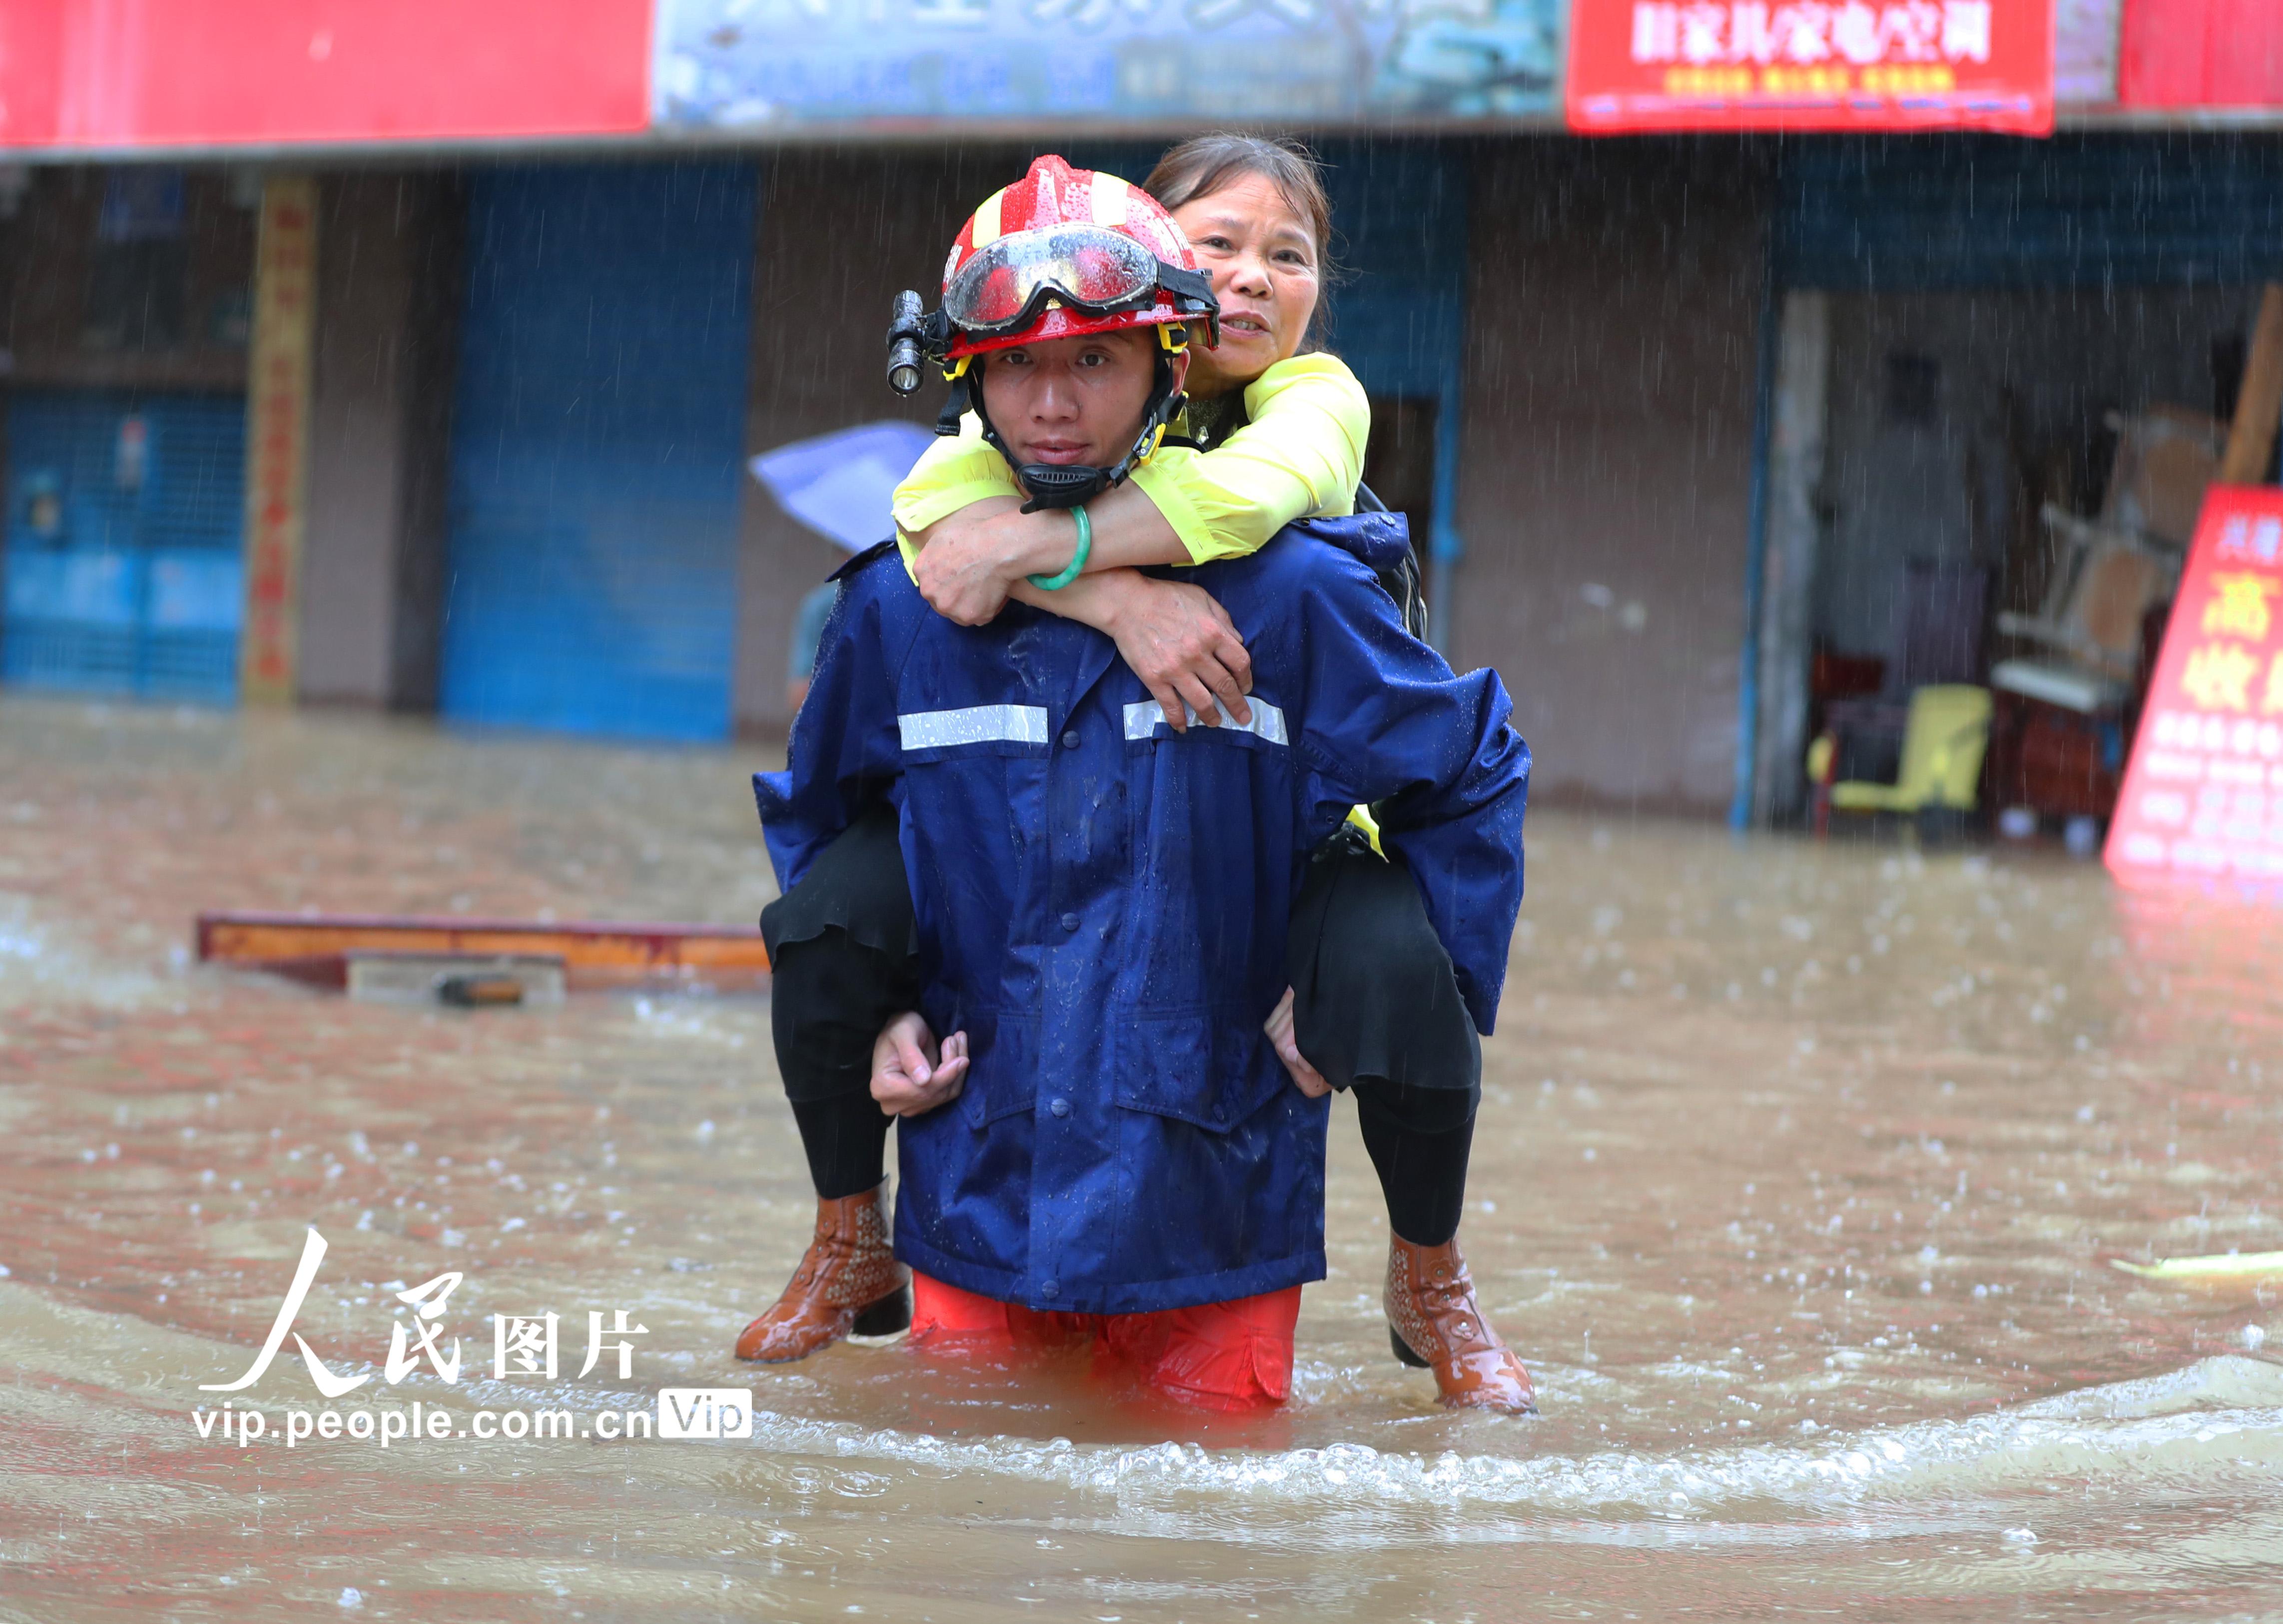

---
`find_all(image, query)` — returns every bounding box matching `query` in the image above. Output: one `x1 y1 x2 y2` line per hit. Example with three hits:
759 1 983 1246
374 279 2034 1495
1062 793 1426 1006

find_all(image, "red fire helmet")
938 154 1216 362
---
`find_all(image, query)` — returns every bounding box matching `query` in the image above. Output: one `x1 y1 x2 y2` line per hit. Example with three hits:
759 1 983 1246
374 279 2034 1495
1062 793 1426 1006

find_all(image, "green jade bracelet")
1026 506 1092 591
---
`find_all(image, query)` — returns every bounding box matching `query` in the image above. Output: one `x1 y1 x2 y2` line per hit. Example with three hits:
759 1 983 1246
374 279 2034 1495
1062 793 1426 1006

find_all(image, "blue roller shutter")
2 389 245 703
440 162 758 741
1776 134 2283 293
1317 141 1470 404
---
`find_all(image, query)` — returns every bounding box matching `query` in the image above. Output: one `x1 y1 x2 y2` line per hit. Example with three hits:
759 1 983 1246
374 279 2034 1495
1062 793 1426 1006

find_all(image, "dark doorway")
1363 395 1435 567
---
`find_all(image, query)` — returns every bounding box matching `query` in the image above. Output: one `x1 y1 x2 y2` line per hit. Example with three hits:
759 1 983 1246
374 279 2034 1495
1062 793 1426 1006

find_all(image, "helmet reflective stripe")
1089 167 1128 229
967 187 1006 254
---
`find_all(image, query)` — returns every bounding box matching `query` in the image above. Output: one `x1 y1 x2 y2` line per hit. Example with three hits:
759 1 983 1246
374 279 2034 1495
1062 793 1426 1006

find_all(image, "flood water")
2 694 2280 1621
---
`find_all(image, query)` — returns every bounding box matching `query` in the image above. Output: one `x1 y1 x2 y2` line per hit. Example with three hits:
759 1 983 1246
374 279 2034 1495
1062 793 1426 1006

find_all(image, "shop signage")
2107 486 2283 893
239 177 317 706
1566 0 2055 131
652 0 1564 127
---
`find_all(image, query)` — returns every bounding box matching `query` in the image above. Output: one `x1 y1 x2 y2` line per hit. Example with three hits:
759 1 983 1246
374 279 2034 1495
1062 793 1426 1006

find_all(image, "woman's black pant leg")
1351 1081 1476 1247
773 932 907 1199
1288 825 1483 1247
760 807 920 1199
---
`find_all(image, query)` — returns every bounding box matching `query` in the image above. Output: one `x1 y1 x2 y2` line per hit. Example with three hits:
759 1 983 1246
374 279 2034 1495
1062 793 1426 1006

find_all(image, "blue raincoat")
755 513 1529 1315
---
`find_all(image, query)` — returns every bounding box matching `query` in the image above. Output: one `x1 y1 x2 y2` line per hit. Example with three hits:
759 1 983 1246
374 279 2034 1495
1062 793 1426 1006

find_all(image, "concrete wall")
300 172 462 708
1450 141 1768 816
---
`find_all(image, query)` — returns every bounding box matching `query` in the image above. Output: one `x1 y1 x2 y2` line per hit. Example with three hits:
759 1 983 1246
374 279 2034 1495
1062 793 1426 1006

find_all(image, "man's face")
976 328 1185 476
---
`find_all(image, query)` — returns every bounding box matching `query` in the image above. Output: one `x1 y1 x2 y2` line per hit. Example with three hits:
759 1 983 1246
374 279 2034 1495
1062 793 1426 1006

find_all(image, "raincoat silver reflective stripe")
897 705 1050 751
1121 699 1289 745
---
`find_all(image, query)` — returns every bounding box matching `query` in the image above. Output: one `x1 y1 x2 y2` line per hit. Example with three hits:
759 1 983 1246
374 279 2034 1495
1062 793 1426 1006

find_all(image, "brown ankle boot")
1385 1233 1537 1415
735 1182 910 1363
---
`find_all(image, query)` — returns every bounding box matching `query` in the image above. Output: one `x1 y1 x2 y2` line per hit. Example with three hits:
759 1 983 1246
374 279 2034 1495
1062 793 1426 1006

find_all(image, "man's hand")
911 506 1030 626
1097 574 1253 733
1263 987 1330 1099
871 1012 971 1118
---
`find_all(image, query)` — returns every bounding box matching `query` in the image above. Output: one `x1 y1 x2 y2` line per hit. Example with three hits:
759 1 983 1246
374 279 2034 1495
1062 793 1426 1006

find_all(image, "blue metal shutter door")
2 390 244 703
441 162 758 741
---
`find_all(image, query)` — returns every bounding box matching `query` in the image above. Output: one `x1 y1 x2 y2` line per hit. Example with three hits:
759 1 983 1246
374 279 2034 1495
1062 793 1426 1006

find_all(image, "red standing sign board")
1566 0 2055 132
2107 487 2283 893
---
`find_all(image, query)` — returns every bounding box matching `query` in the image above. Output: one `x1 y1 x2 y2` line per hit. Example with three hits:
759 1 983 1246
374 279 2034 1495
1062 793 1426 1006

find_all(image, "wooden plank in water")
196 910 769 989
2110 1251 2283 1284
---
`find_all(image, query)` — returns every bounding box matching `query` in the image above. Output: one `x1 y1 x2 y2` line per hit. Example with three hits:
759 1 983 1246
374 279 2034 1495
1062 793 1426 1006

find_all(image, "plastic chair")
1807 685 1992 837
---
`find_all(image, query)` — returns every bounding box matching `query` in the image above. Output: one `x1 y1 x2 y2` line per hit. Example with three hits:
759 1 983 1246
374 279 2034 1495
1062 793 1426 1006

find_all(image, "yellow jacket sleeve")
890 414 1022 575
893 415 1018 527
1140 352 1370 564
886 351 1369 570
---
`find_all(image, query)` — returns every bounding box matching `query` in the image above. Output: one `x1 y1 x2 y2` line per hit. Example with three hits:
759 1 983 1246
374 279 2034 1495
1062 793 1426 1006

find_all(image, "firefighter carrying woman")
743 138 1537 1414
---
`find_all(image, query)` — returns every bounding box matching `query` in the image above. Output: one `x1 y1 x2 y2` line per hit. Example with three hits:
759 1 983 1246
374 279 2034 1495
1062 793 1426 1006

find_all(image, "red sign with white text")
2107 487 2283 893
1566 0 2055 132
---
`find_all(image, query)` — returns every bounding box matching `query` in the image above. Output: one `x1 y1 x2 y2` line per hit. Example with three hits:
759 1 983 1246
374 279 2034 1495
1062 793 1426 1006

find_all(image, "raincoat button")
1060 912 1080 932
1040 1280 1059 1299
1049 1096 1071 1117
1061 730 1081 749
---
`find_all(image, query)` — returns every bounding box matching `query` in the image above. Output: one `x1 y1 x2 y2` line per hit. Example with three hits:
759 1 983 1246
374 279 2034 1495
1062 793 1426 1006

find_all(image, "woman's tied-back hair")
1142 134 1334 272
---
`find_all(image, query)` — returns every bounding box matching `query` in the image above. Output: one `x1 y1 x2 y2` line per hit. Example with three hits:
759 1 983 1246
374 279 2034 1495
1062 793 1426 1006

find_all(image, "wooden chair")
1989 403 2207 716
1990 505 2178 715
2099 404 2227 550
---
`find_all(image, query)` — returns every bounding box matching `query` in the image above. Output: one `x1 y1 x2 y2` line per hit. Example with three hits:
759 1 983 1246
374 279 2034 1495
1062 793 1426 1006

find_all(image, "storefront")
2 0 2281 810
1740 135 2283 826
0 169 256 704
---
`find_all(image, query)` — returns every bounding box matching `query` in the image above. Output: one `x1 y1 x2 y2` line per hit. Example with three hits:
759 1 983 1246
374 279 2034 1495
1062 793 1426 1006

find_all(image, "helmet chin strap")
959 349 1187 514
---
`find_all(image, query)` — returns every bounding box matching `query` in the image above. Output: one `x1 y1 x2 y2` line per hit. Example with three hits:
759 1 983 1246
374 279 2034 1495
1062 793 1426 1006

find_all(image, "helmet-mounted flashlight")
885 290 930 397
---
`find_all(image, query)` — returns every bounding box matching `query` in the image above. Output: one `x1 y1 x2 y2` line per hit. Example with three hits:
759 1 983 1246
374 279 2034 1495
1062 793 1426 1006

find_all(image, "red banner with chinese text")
1566 0 2056 132
2107 487 2283 894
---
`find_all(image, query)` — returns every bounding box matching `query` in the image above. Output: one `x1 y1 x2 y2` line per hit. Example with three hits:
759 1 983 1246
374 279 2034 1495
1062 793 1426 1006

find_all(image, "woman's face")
1169 172 1321 399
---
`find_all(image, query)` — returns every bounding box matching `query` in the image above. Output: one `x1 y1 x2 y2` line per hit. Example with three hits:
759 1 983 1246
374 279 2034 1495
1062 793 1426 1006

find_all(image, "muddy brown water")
0 696 2279 1621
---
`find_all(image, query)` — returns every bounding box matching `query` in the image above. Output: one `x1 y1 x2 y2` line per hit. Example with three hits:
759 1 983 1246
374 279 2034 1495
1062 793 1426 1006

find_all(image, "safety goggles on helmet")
943 224 1219 345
